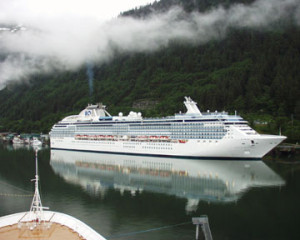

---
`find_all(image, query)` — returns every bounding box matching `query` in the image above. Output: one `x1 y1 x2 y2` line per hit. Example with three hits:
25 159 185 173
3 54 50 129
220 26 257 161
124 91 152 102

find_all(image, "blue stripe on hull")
50 147 261 161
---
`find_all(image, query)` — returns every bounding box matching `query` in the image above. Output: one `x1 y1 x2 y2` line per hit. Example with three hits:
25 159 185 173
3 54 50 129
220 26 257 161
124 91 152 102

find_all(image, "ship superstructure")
49 97 286 159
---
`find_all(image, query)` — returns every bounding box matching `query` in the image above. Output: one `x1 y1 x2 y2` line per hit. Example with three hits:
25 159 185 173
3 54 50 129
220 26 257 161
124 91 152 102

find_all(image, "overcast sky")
0 0 156 23
0 0 299 89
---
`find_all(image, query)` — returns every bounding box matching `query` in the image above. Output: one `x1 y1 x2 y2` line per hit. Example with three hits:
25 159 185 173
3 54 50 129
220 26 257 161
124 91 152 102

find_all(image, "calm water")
0 144 299 240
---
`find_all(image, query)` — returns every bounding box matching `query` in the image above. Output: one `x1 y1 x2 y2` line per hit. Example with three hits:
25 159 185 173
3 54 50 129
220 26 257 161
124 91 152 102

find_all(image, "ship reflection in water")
50 150 284 212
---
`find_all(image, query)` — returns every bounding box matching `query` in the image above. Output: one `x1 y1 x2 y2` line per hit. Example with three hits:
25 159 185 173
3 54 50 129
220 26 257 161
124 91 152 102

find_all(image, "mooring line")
0 193 33 197
106 221 191 239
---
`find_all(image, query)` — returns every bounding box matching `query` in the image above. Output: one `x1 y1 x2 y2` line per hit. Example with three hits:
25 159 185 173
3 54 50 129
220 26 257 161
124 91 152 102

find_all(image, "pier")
269 143 300 157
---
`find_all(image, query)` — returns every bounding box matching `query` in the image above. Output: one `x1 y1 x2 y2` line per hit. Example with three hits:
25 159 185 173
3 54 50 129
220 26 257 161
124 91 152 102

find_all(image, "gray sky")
0 0 156 22
0 0 299 89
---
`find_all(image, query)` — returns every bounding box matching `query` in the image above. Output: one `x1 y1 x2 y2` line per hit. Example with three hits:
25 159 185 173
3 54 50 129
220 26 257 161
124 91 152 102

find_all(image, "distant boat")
31 137 42 146
0 150 106 240
12 136 24 145
50 97 286 159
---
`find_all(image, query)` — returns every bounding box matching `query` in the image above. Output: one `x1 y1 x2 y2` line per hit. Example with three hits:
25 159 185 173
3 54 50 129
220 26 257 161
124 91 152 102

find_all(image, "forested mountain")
122 0 256 17
0 0 299 142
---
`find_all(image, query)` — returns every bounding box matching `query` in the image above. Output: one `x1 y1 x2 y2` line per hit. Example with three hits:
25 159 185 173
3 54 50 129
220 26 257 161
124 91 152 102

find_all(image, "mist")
0 0 299 89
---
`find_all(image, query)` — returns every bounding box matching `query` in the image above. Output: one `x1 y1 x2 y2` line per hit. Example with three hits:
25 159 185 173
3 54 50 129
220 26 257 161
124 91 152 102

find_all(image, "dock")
269 143 300 157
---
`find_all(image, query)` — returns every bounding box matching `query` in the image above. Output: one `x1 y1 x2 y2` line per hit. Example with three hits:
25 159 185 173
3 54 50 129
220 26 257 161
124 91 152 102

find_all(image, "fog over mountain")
0 0 299 89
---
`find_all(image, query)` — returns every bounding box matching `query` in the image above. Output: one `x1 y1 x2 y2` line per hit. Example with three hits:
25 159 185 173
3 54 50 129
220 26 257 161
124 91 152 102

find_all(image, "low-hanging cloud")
0 0 299 89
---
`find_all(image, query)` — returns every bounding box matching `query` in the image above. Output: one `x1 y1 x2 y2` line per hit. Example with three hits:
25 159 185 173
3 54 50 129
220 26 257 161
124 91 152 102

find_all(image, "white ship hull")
50 134 285 159
50 97 286 159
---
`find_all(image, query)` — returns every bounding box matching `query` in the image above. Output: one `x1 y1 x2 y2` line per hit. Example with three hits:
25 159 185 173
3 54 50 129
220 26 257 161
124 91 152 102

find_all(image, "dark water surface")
0 144 299 240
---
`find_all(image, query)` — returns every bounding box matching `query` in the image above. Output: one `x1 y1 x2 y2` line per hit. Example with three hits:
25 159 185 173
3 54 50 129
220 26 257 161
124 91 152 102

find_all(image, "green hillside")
0 0 299 142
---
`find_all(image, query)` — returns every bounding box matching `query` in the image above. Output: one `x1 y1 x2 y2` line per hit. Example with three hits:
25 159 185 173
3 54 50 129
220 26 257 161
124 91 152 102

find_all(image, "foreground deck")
0 222 85 240
0 211 106 240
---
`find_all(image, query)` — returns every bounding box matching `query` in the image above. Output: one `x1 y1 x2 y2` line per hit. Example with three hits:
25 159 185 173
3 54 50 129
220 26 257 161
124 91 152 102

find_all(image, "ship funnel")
184 97 202 115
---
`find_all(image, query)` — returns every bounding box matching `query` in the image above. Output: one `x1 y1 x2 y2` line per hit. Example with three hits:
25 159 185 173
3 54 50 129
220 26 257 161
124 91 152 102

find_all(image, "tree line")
0 0 299 142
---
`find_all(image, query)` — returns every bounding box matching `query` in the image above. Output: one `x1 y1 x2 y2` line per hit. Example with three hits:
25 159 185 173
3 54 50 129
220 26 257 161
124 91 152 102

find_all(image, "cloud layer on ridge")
0 0 299 89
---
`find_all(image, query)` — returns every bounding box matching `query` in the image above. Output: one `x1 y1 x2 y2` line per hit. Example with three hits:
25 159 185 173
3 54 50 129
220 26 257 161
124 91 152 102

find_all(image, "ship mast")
29 149 47 223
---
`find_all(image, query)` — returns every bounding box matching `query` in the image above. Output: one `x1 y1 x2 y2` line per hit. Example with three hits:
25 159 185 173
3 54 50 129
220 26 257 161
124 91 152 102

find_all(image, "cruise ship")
49 97 286 159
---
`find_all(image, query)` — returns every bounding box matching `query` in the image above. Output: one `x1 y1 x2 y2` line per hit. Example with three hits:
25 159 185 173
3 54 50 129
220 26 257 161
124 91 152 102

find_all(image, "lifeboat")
160 136 169 141
75 134 81 140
